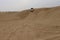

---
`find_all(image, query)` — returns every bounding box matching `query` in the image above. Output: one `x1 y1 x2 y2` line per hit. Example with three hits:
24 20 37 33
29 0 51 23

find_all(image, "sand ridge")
0 6 60 40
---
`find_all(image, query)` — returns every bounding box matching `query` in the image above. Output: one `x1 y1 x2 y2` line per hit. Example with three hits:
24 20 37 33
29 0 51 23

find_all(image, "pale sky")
0 0 60 11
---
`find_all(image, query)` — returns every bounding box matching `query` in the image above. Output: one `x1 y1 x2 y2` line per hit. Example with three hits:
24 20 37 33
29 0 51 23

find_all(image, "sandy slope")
0 6 60 40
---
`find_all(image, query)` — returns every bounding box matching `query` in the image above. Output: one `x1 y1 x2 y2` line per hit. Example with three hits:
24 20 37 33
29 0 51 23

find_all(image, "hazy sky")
0 0 60 11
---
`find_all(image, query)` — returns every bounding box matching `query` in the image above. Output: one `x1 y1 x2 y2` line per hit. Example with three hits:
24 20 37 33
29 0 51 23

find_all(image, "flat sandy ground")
0 6 60 40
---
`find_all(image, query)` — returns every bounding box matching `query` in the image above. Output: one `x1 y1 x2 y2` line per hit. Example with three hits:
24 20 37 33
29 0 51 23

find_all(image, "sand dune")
0 6 60 40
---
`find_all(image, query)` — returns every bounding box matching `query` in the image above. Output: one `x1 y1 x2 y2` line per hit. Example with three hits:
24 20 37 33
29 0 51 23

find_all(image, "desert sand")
0 6 60 40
